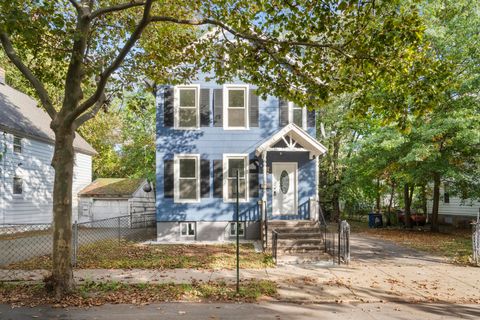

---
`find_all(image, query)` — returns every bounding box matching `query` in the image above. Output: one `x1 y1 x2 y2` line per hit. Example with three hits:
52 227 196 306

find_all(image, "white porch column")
312 155 320 221
262 151 267 219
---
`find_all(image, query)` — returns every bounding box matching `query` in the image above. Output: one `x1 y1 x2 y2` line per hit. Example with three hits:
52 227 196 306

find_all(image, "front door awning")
255 123 327 159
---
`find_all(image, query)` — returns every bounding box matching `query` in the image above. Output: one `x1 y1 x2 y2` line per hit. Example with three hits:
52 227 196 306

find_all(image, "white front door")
272 162 297 216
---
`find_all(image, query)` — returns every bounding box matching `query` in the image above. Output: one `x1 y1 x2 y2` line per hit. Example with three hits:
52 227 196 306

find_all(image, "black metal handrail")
272 229 279 264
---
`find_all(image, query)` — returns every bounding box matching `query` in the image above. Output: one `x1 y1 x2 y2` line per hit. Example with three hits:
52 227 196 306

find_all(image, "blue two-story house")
156 78 327 243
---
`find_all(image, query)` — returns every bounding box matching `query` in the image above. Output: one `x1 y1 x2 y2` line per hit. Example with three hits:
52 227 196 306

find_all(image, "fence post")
72 220 78 267
117 216 121 243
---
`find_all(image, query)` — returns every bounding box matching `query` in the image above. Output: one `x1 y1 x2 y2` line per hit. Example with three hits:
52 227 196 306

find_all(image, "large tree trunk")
431 173 441 232
47 124 76 297
404 184 413 228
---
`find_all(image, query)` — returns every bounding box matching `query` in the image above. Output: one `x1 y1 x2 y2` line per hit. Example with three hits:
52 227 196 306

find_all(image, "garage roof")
78 178 146 197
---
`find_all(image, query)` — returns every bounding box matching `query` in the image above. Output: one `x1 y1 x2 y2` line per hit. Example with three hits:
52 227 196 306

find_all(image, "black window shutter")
249 89 259 127
213 159 223 198
249 158 259 198
279 99 289 127
200 88 210 127
163 88 174 127
200 159 210 198
307 109 316 127
164 159 174 198
213 89 223 127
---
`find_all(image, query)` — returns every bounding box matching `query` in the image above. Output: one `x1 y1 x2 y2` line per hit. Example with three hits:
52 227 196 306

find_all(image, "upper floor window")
223 154 248 202
13 136 22 153
289 102 306 129
174 85 200 129
224 85 249 129
174 154 200 203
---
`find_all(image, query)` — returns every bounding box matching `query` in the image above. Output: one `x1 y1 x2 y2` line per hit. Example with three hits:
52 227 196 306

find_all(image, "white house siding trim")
0 132 92 224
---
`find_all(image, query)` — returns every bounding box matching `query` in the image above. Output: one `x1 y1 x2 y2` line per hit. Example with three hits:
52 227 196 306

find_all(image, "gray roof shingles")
0 83 96 155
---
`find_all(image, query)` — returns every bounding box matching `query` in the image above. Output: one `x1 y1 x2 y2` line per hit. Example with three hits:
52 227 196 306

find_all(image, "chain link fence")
0 213 156 281
473 211 480 266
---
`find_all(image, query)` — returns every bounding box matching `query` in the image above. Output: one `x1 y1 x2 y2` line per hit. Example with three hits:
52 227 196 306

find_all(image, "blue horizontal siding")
156 79 316 223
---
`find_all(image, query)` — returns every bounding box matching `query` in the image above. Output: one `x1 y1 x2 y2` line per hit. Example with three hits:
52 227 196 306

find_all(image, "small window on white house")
230 222 245 237
224 85 248 129
174 155 200 202
180 222 196 237
81 205 90 217
13 176 22 194
175 85 199 129
13 136 22 153
224 155 248 202
289 103 306 128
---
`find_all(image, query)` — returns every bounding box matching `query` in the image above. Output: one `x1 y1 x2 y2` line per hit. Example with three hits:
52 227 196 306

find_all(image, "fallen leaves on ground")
0 279 278 308
7 241 275 270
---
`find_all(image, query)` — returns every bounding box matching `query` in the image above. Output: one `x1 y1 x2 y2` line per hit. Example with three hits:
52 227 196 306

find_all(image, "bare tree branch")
69 0 153 123
68 0 82 13
91 0 146 19
149 16 350 57
0 32 57 119
73 90 107 128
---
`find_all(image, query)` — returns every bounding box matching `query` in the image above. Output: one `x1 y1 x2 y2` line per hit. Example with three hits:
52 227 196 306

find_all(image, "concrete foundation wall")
157 221 260 242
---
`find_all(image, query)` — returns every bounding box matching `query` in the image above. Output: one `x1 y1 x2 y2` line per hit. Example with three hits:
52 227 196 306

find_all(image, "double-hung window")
13 136 22 153
174 154 200 203
13 176 23 195
224 85 249 129
223 154 248 202
175 85 200 129
289 102 306 129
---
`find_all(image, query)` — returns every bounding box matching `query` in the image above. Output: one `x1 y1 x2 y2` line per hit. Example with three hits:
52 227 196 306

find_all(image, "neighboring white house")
77 178 155 222
0 68 96 224
427 186 480 226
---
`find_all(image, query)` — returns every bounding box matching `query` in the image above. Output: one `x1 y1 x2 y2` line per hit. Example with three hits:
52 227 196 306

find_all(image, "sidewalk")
2 235 479 304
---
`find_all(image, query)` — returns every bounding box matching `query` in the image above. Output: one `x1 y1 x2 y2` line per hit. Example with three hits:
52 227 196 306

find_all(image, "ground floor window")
180 222 196 237
13 176 22 195
230 222 245 237
223 154 248 202
174 154 200 203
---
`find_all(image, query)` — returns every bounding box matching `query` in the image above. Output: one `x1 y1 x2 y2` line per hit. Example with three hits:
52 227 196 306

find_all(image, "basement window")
230 222 245 237
180 222 196 237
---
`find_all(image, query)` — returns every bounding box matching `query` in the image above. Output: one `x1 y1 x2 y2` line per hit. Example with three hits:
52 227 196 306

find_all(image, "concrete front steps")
264 220 331 264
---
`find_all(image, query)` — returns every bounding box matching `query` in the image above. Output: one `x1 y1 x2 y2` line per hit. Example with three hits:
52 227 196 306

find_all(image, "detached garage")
78 178 155 222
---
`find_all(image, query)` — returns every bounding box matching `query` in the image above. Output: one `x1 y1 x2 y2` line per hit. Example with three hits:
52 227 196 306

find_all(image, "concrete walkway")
2 234 479 304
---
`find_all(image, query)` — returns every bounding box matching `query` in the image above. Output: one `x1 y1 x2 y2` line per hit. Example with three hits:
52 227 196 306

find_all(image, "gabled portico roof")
255 123 327 158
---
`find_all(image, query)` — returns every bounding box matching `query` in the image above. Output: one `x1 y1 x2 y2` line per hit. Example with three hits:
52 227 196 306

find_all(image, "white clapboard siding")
427 194 480 218
0 132 92 224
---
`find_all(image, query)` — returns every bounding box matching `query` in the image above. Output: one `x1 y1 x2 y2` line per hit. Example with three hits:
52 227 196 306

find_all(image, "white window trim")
223 84 249 130
174 154 200 203
229 221 245 237
223 153 249 203
288 102 307 129
180 222 196 238
174 84 201 130
13 135 22 154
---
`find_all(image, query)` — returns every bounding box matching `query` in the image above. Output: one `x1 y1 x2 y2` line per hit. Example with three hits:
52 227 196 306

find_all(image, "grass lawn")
0 279 277 307
349 220 474 265
7 241 275 270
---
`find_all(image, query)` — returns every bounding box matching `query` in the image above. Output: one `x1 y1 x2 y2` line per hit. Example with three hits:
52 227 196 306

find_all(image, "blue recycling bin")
368 213 383 228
